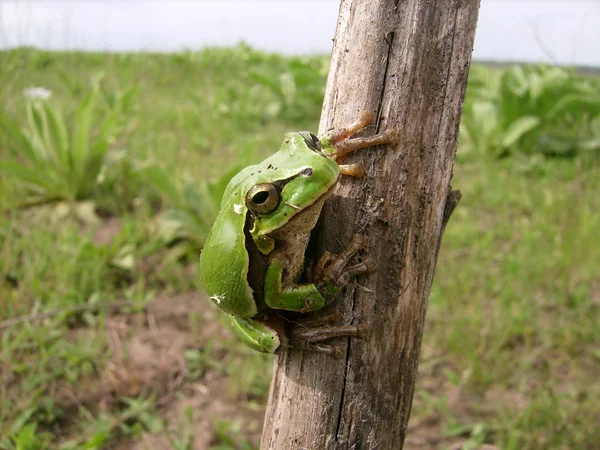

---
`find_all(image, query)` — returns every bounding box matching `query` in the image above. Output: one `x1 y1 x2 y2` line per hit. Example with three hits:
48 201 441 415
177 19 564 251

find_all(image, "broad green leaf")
142 165 183 206
207 166 239 210
80 141 110 198
25 102 48 161
547 93 600 120
34 103 70 180
590 116 600 136
0 159 56 191
530 66 569 101
249 71 283 98
580 138 600 151
279 72 296 107
158 208 206 245
111 244 136 270
98 106 121 141
43 102 70 169
183 181 208 214
501 116 541 149
0 115 37 162
73 88 98 178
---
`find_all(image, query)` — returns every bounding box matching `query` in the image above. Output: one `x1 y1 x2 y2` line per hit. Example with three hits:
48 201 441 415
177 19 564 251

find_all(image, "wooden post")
261 1 480 448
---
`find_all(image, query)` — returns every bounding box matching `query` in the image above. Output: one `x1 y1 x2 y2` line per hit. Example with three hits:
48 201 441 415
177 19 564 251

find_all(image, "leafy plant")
248 55 328 122
460 64 600 158
210 419 254 450
142 164 238 255
195 46 327 130
0 79 137 208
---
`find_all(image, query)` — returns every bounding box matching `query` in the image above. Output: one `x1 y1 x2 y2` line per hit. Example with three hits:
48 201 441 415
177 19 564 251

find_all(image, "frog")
199 112 398 355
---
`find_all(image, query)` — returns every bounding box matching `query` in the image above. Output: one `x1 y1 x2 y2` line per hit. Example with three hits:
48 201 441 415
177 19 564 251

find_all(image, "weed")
460 64 600 158
0 47 598 449
0 77 137 209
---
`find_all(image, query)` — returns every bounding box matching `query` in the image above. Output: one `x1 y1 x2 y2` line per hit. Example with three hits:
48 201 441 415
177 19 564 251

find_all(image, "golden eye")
245 183 280 214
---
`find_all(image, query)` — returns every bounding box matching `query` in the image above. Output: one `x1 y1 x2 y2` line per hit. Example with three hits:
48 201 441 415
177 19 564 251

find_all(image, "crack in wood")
261 1 480 448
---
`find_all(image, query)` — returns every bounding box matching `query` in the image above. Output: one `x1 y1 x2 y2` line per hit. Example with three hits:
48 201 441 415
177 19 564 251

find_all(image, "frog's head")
241 132 340 254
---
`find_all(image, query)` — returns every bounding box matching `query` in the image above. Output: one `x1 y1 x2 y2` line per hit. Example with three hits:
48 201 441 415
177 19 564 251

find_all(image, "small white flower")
23 87 52 100
233 204 243 215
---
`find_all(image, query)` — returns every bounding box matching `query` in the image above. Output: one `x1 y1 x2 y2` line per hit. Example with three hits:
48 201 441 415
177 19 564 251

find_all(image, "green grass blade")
142 165 182 206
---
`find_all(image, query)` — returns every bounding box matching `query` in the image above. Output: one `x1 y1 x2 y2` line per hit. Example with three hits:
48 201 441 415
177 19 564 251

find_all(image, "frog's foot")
288 323 364 358
324 111 399 160
230 315 282 354
312 234 376 286
332 129 400 160
327 111 374 145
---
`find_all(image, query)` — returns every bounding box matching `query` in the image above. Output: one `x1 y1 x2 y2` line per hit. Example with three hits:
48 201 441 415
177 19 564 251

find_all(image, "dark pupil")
252 191 270 204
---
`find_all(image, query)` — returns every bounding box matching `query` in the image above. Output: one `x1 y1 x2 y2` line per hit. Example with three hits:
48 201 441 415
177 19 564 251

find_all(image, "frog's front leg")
324 111 399 161
263 258 326 313
332 129 400 159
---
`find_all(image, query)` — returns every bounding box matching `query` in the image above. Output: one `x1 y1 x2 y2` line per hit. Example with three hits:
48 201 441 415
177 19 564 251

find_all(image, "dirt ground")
45 214 499 448
48 289 501 449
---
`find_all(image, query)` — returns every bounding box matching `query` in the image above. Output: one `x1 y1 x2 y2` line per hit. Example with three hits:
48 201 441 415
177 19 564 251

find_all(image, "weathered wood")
261 1 480 448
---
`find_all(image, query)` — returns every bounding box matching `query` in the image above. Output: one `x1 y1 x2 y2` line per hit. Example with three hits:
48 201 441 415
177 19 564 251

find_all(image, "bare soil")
54 289 503 449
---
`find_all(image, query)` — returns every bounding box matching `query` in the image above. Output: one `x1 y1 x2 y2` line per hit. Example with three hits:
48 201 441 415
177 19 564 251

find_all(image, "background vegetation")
0 46 598 449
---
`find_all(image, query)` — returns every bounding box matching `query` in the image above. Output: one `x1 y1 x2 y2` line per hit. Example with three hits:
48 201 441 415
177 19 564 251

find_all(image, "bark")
261 0 480 448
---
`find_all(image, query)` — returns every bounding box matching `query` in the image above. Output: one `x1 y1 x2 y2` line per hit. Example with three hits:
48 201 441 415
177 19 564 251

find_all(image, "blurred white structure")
0 0 599 67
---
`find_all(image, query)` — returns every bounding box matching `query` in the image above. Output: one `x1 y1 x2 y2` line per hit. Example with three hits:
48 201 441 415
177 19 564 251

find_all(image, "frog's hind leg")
312 234 376 285
287 322 364 358
230 315 281 354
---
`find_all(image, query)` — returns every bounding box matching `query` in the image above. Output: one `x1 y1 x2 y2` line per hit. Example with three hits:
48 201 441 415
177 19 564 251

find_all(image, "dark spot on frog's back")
298 131 323 153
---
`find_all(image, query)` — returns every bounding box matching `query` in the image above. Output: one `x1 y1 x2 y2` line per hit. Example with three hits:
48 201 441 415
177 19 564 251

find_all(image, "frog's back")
200 133 338 317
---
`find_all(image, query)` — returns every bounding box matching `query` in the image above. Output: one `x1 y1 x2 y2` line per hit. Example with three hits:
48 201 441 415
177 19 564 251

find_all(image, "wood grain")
261 1 480 448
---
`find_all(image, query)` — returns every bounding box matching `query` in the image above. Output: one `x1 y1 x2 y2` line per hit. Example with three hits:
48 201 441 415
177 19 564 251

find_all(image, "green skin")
199 132 339 353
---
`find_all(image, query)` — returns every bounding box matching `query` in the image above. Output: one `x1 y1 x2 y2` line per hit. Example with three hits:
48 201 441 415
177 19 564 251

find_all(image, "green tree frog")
199 112 398 355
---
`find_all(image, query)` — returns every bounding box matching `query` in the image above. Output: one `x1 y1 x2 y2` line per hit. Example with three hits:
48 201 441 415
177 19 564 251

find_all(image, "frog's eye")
246 183 280 214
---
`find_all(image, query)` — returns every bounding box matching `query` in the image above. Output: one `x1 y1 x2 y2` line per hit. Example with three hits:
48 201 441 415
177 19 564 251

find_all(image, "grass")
0 46 599 449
